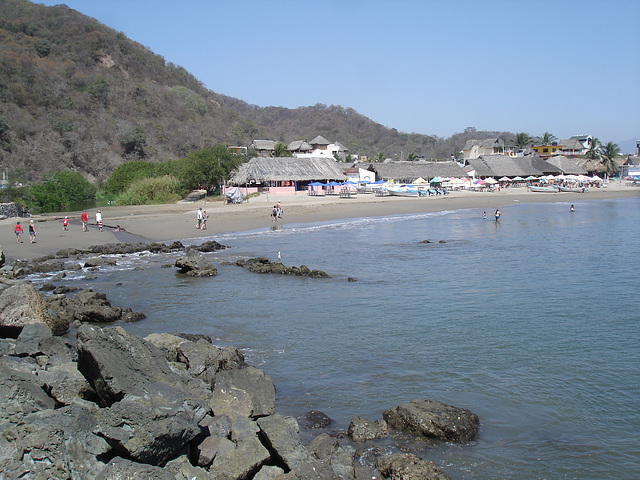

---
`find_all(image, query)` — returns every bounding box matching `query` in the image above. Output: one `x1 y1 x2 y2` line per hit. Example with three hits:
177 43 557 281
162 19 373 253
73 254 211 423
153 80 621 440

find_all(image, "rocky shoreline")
0 241 480 480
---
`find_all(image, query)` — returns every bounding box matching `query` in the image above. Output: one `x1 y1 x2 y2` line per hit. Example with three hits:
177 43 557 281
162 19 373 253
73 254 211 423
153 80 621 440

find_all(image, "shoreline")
1 184 638 262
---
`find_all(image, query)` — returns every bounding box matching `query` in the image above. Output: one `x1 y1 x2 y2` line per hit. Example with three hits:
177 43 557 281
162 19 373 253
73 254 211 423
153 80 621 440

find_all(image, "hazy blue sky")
40 0 639 149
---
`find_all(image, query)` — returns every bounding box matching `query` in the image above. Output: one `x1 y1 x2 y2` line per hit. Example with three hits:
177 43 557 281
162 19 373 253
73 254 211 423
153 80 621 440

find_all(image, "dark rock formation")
383 399 480 443
376 452 451 480
0 283 66 335
197 240 227 252
347 416 388 442
232 257 329 278
175 248 218 276
297 410 333 429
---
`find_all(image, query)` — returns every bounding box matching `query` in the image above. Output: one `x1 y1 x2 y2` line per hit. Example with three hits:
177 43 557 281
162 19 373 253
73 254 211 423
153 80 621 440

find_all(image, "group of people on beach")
12 209 109 246
14 220 36 244
196 207 208 230
271 202 283 222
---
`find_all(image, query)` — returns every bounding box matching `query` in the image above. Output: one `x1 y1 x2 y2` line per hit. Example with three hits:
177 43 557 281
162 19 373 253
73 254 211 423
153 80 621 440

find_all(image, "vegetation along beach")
1 0 639 479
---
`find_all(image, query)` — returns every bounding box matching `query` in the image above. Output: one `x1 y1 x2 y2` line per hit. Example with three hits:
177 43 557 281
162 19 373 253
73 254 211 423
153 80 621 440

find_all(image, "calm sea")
45 197 640 479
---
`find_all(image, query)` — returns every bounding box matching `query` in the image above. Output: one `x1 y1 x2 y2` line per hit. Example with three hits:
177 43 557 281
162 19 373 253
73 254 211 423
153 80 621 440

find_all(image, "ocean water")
45 197 640 479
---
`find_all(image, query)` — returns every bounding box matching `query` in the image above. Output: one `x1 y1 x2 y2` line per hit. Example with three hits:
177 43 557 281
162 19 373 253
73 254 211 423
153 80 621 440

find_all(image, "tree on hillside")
539 132 557 145
29 171 96 211
515 133 532 148
407 153 418 161
585 138 602 160
374 152 385 162
273 142 292 157
600 141 620 176
178 145 243 193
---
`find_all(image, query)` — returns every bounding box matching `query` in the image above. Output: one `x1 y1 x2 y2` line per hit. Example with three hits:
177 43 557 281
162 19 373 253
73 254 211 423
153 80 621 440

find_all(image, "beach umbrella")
357 180 371 184
499 176 511 182
484 177 498 184
556 174 567 180
327 181 341 186
539 176 549 183
430 176 443 183
309 181 325 186
413 177 428 184
525 176 538 181
512 176 525 181
577 175 590 183
373 179 387 184
473 179 486 185
591 175 603 182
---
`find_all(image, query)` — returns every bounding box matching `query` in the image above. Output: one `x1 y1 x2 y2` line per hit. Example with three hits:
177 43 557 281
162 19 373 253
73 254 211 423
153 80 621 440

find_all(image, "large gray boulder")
376 452 450 480
0 402 110 480
95 457 175 480
0 283 66 334
75 324 193 405
347 415 389 442
175 248 218 276
39 361 95 405
14 322 52 356
212 366 276 419
383 399 479 443
208 435 270 480
257 413 312 469
0 357 54 421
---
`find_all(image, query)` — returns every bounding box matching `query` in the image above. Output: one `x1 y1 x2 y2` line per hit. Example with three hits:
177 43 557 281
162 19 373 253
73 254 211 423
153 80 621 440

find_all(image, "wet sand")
1 184 638 262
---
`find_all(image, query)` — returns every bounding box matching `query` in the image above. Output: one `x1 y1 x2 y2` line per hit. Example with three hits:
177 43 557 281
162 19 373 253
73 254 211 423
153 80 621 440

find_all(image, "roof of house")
571 157 607 173
228 157 347 184
367 161 467 181
287 140 312 152
251 140 276 151
559 138 584 151
466 155 562 177
462 138 505 151
545 155 587 174
309 135 330 146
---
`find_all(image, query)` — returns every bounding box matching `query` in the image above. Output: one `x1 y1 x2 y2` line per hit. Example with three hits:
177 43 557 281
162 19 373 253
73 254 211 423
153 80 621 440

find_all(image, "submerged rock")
233 257 329 278
175 248 218 276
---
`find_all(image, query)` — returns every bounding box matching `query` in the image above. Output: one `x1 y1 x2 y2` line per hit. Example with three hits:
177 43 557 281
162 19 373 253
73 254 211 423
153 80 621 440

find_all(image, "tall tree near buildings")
515 132 532 148
539 132 557 145
585 138 602 160
600 141 620 176
273 142 292 157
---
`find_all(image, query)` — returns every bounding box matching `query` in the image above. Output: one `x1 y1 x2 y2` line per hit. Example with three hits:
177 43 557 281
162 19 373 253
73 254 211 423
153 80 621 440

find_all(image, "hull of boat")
557 186 586 193
528 186 558 193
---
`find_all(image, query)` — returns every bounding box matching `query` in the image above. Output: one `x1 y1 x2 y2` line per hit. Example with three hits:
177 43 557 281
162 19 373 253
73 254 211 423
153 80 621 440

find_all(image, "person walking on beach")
570 204 575 212
494 209 501 221
14 221 22 243
81 210 88 232
28 220 36 243
62 216 69 230
95 210 103 232
271 205 278 222
196 207 203 229
202 210 208 230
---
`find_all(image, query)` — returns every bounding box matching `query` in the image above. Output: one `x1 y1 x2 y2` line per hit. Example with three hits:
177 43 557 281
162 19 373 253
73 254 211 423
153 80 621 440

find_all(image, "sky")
39 0 640 150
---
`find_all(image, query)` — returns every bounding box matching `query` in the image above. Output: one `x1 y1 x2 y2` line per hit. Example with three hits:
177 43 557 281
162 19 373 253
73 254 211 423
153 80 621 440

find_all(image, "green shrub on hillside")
115 175 183 205
104 160 156 195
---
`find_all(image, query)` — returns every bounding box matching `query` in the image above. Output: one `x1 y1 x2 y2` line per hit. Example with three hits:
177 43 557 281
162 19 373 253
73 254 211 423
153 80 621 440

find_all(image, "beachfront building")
545 155 587 175
366 161 467 184
531 144 563 158
461 138 505 160
250 140 277 157
225 156 347 195
464 154 564 179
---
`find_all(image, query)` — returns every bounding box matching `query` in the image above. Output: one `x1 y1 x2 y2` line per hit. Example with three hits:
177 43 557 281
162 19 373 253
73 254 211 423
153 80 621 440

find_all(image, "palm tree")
407 153 418 162
585 137 601 160
374 152 385 162
273 142 291 157
515 132 532 148
539 132 557 145
600 141 620 176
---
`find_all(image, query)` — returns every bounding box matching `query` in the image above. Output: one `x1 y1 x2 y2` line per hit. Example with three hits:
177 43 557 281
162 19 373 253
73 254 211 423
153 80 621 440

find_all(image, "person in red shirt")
62 216 69 230
81 211 88 232
14 221 22 243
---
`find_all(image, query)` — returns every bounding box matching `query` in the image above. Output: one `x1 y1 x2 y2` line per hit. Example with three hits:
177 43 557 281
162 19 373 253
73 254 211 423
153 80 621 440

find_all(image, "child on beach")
81 211 88 232
202 211 208 230
62 216 69 230
29 220 36 243
95 210 103 232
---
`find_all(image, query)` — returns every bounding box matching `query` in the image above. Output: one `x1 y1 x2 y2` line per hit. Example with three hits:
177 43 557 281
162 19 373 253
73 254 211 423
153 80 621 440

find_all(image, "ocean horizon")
35 197 640 479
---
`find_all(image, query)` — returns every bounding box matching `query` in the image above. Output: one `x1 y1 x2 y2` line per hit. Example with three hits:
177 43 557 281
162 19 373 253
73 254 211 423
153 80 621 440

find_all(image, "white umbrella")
512 176 525 181
499 176 511 182
485 177 498 184
591 175 603 182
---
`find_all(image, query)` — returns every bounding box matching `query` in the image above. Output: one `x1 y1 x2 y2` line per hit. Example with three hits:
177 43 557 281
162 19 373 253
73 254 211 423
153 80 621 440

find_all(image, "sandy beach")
2 184 638 262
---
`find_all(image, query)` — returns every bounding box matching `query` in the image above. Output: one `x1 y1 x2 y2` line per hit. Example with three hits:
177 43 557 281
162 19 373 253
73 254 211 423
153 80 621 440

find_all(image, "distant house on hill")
462 138 505 159
226 156 347 195
531 144 563 158
545 155 586 175
287 140 312 154
558 138 586 158
291 137 351 161
367 161 467 184
309 135 331 151
250 139 277 157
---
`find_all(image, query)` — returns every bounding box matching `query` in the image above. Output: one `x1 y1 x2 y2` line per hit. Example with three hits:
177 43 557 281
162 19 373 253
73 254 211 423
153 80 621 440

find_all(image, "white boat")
387 185 427 197
528 185 558 193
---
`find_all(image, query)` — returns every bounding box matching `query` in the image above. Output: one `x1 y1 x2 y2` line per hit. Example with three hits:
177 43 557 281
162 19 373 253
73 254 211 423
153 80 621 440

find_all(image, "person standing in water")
494 209 501 221
570 204 575 212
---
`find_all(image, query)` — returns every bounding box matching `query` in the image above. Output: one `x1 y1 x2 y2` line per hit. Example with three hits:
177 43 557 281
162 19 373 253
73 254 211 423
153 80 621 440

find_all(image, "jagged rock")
145 332 190 362
254 465 286 479
95 389 203 465
258 413 312 469
208 436 270 480
383 399 479 443
376 452 450 480
234 257 330 278
307 433 339 460
52 285 81 294
0 402 110 480
14 322 52 356
121 308 146 322
0 244 5 267
197 240 227 252
330 444 356 479
89 242 149 255
281 459 340 479
354 464 384 479
347 416 388 442
0 283 65 335
83 257 117 268
95 457 175 480
39 361 95 405
196 435 236 467
212 366 276 418
175 248 218 276
297 410 332 430
199 414 232 439
179 338 223 378
63 289 125 323
209 385 254 420
165 455 216 480
175 332 213 343
0 357 54 421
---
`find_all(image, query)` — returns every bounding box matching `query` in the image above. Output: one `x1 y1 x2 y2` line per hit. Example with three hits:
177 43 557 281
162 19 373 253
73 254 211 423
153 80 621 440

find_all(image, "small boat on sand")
528 185 559 193
387 185 425 197
557 185 587 193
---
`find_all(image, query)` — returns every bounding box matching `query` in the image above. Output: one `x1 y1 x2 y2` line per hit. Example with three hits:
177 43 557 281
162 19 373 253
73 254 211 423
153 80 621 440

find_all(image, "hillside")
0 0 516 183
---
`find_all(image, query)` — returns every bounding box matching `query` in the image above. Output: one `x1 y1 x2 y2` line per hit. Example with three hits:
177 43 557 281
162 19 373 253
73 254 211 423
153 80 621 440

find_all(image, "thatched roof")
228 157 347 185
463 138 505 150
288 140 312 152
309 135 330 146
466 155 562 177
572 157 607 173
367 161 467 182
251 140 276 151
545 155 587 174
